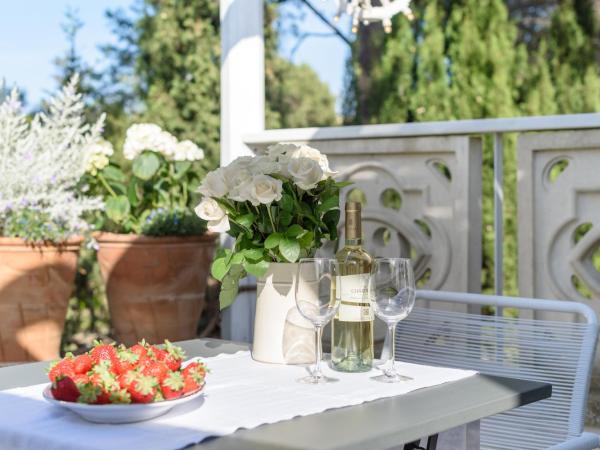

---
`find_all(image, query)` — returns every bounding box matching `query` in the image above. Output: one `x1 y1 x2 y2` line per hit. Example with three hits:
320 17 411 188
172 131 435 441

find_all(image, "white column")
220 0 264 166
219 0 264 342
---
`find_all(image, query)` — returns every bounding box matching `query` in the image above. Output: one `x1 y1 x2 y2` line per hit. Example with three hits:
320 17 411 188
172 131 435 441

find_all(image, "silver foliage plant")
0 75 105 242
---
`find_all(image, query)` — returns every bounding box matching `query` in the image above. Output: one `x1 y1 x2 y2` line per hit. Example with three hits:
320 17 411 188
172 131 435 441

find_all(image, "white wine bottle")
331 201 374 372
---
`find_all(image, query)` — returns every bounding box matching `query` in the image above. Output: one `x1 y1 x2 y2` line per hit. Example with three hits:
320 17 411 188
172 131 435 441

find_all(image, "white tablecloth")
0 351 477 450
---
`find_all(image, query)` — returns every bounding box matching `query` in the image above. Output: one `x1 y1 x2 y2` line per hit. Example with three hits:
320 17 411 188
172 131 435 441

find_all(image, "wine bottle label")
336 274 373 322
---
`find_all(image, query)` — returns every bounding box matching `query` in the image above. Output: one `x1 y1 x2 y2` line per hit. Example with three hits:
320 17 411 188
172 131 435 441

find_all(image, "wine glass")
294 258 341 384
371 258 416 383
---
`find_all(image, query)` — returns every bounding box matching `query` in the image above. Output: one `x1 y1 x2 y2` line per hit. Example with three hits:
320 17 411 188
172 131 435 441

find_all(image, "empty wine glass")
295 258 341 384
371 258 416 383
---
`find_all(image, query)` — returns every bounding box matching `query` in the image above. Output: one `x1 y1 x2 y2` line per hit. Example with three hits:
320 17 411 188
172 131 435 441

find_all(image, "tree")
343 0 599 295
546 0 600 112
97 0 336 167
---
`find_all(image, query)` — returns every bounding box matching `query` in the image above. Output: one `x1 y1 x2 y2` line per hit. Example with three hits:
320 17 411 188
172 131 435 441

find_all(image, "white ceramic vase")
252 262 315 364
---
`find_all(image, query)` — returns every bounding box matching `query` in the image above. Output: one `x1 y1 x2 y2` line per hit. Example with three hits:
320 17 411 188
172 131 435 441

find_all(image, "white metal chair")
394 290 600 450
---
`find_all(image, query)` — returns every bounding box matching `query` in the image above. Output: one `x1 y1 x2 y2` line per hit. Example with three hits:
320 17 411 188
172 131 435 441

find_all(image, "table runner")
0 351 477 450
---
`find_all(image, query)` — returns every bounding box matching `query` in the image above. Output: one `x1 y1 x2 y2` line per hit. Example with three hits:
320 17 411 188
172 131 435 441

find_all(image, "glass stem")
386 323 396 376
314 325 323 378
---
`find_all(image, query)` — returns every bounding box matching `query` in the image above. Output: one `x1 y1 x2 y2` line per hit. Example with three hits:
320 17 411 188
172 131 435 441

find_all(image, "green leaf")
265 232 282 249
243 259 270 277
219 265 246 310
211 257 229 281
103 165 126 182
298 230 314 248
317 196 340 216
279 238 301 263
105 196 130 223
109 181 127 196
285 224 305 238
173 161 192 179
237 213 256 229
127 181 141 207
280 194 294 212
334 181 354 188
243 248 264 261
231 252 245 265
132 152 161 180
279 211 293 227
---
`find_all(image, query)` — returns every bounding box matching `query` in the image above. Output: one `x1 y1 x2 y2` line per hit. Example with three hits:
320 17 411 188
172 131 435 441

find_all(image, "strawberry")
141 360 169 382
160 371 185 400
89 361 120 404
48 358 75 382
109 388 132 404
78 383 103 405
182 361 207 380
151 347 167 362
127 375 158 404
117 348 139 374
73 354 93 375
130 341 148 360
90 341 118 368
117 370 138 390
182 373 203 395
51 376 80 402
162 340 185 371
72 373 90 386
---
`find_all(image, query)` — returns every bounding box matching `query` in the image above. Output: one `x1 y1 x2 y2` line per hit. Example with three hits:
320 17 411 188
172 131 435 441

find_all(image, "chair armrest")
546 432 600 450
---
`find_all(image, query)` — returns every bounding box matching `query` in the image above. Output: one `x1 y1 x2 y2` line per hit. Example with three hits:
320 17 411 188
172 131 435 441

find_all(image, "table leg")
435 421 480 450
402 421 480 450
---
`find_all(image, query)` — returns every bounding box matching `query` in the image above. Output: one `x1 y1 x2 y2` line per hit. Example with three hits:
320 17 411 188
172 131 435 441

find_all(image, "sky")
0 0 351 112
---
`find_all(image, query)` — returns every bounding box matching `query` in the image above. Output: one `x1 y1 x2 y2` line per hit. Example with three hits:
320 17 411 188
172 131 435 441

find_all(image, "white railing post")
493 133 504 316
219 0 264 342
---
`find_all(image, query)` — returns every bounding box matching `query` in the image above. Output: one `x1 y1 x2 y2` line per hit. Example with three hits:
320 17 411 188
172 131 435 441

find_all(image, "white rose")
173 140 204 161
287 157 324 190
194 198 230 232
249 155 279 175
267 142 302 159
288 144 337 178
225 169 253 202
249 174 283 205
198 168 228 198
227 155 254 171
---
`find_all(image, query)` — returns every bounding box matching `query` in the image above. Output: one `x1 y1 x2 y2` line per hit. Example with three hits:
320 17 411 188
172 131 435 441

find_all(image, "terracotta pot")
0 237 82 362
252 262 315 364
96 233 218 346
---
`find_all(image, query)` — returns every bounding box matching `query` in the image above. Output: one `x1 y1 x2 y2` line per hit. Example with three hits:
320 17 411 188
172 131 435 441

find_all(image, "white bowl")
43 385 205 424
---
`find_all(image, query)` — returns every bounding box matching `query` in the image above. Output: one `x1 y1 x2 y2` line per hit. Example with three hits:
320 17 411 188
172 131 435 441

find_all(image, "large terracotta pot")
0 237 82 362
252 262 315 364
96 233 218 345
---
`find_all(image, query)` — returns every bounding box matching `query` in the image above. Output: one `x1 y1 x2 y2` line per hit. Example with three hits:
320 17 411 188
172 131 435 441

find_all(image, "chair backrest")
395 290 599 450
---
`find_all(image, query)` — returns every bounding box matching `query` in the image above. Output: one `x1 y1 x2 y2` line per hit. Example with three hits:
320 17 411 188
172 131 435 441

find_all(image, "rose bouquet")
194 143 349 309
86 123 207 236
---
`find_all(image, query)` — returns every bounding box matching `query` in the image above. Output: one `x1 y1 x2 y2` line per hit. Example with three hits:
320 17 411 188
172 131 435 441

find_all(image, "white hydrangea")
123 123 178 160
0 75 104 236
85 140 114 175
173 140 205 161
123 123 204 162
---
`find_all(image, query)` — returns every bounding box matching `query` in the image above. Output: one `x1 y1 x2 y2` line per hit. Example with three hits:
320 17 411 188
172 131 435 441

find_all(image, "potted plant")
0 76 105 362
194 143 347 364
87 123 218 346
